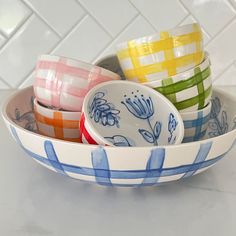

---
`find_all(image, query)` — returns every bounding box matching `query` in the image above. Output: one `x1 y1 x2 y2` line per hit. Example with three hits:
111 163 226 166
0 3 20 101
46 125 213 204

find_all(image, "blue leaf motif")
89 92 120 127
154 121 162 139
105 135 132 147
138 129 155 143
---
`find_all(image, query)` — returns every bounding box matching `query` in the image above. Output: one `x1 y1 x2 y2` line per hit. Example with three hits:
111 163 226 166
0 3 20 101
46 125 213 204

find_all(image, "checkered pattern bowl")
144 52 212 112
34 55 121 112
2 86 236 187
116 23 204 83
34 99 81 142
181 102 212 143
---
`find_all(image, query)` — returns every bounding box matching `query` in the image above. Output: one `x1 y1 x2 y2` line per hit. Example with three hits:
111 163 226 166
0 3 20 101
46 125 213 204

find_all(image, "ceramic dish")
95 54 126 80
143 52 212 112
34 54 121 112
2 87 236 187
80 81 184 146
181 101 212 143
34 99 81 142
116 23 204 83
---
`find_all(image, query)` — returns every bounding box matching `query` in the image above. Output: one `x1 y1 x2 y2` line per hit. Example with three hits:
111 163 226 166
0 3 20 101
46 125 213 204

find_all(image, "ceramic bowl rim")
180 101 212 116
116 23 201 51
36 54 121 79
82 80 185 146
33 98 82 116
142 52 210 87
2 86 236 150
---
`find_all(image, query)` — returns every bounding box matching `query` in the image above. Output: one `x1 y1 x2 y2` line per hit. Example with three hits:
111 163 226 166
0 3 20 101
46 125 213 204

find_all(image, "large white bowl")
2 87 236 187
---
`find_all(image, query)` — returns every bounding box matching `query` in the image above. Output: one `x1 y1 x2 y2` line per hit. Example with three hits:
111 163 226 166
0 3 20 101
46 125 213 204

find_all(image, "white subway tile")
24 0 85 36
181 0 236 36
0 15 60 87
130 0 188 30
79 0 138 36
53 16 111 62
0 0 31 36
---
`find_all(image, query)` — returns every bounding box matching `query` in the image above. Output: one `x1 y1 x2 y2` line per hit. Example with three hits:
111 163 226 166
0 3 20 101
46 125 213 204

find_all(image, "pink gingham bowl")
33 55 121 112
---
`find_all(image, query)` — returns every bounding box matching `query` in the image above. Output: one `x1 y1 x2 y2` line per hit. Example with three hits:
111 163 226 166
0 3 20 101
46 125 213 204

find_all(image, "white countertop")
0 86 236 236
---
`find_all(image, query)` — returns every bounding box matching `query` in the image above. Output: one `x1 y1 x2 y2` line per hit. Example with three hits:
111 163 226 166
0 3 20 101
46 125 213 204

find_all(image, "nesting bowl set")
2 23 236 187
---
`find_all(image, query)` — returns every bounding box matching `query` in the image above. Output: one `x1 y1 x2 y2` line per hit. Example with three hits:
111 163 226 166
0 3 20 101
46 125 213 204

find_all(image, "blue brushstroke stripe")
194 111 204 141
91 147 112 186
142 148 165 185
10 126 66 175
182 141 212 178
44 141 66 175
183 113 210 128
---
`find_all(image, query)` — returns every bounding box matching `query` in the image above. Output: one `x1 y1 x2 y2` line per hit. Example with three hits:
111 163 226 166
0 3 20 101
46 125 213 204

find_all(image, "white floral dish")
1 86 236 187
80 81 184 146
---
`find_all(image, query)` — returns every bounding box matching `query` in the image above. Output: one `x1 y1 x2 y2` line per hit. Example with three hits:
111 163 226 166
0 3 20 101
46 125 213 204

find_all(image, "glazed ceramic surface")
2 86 236 187
80 81 184 146
34 55 121 112
95 55 126 80
116 23 204 83
144 53 212 112
34 99 81 142
181 102 212 143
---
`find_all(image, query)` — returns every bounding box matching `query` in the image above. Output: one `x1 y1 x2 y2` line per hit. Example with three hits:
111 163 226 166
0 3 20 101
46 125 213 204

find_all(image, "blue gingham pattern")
182 110 211 143
10 126 236 187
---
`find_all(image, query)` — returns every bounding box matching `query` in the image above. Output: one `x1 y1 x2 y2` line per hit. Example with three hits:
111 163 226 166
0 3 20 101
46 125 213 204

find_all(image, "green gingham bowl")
143 52 212 112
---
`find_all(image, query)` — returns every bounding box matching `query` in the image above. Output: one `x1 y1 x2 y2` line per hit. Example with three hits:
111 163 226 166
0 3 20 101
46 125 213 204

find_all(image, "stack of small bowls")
116 23 212 142
33 55 121 142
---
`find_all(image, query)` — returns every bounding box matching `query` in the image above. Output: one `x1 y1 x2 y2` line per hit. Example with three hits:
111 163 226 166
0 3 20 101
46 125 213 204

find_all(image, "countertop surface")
0 86 236 236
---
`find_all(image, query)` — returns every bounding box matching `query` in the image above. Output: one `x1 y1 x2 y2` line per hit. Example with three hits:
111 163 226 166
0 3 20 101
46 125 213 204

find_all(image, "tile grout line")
76 0 114 38
213 61 236 83
176 13 191 26
128 0 157 32
205 16 236 47
0 76 12 89
21 0 62 38
91 13 141 63
228 0 236 12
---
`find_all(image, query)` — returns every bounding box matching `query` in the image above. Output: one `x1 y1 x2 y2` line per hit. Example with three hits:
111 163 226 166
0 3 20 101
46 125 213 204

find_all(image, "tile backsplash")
0 0 236 89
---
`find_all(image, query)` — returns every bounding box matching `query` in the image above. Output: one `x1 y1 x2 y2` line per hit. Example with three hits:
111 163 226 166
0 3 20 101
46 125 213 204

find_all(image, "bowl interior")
83 82 184 146
3 86 236 146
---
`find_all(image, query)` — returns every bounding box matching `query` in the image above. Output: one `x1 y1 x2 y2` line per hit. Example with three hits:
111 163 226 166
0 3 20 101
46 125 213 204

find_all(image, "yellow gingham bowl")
116 23 204 83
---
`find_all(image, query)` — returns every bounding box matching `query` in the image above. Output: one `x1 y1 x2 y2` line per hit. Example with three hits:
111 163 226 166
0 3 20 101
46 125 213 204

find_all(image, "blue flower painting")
14 96 37 132
89 92 120 127
121 92 162 145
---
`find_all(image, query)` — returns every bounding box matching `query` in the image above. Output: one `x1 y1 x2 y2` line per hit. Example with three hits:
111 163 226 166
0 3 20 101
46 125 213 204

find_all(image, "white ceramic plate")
2 87 236 187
